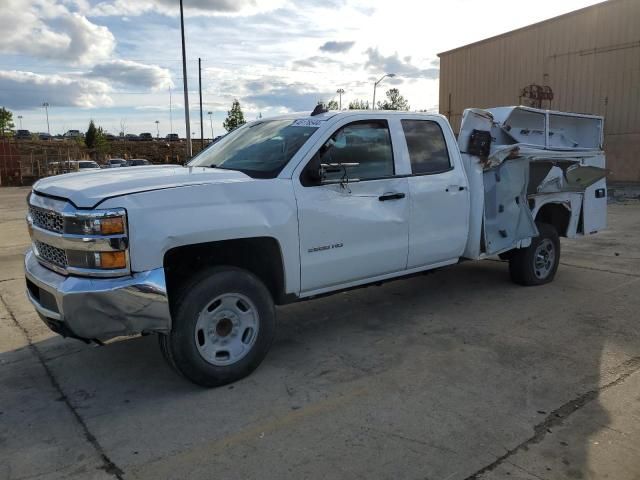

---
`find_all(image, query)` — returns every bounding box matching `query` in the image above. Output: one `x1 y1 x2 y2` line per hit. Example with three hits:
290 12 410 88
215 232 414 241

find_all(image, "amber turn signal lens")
99 251 126 269
100 217 125 235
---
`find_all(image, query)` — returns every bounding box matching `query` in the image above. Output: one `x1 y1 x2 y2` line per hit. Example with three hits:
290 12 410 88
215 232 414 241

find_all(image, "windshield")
188 120 318 178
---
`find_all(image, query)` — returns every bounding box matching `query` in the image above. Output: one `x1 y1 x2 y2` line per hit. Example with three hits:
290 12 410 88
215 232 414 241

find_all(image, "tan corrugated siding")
438 0 640 181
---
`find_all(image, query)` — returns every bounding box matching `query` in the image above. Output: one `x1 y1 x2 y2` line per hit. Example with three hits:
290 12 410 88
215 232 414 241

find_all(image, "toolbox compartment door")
483 159 538 254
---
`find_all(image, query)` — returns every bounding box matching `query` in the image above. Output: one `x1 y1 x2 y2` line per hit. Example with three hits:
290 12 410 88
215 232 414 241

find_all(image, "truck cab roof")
264 110 445 123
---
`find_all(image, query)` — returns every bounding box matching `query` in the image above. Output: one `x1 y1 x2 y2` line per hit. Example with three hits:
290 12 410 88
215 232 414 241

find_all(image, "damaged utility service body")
24 106 608 387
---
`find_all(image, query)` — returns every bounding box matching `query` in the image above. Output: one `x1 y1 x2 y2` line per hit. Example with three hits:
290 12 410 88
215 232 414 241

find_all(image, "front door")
293 119 410 293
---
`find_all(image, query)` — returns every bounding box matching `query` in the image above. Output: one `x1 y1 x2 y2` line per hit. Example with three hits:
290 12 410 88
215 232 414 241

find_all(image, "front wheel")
159 266 276 387
509 222 560 286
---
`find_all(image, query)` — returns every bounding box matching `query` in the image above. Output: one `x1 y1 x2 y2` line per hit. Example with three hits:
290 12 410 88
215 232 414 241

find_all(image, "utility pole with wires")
208 111 214 140
198 57 204 150
179 0 192 157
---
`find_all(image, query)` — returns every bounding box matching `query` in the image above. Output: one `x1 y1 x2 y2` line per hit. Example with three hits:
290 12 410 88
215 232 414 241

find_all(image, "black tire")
159 266 276 387
509 222 560 286
498 250 515 261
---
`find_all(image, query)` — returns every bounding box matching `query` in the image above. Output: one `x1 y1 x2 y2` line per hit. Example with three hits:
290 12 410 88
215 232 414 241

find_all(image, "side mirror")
320 162 360 184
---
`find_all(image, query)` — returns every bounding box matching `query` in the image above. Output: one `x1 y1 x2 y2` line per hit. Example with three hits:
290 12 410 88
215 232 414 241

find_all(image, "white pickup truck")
24 106 608 387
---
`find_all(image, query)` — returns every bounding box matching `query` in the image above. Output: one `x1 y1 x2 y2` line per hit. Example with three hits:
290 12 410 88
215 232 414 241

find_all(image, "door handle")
378 192 406 201
445 185 466 192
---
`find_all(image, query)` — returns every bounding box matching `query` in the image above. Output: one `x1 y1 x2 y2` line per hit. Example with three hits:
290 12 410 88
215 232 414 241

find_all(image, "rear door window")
401 120 451 175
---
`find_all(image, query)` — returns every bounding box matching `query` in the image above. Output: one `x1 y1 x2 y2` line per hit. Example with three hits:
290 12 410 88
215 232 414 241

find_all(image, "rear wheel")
509 222 560 286
160 266 276 387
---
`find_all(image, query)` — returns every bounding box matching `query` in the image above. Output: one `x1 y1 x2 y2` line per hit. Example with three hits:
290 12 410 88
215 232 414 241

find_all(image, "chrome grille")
29 206 64 233
34 240 68 268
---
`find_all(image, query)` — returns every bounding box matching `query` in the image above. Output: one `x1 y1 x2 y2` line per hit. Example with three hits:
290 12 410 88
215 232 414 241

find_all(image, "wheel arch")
532 200 573 237
163 237 290 307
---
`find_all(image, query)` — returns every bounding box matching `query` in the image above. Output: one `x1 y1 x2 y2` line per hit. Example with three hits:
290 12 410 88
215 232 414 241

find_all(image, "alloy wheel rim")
533 239 555 279
194 293 260 366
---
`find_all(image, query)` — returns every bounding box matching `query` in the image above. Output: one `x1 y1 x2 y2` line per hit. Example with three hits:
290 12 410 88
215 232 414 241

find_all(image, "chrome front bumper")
24 250 171 341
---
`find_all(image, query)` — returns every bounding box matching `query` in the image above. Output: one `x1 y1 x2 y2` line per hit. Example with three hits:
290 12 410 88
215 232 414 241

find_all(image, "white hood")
33 165 253 208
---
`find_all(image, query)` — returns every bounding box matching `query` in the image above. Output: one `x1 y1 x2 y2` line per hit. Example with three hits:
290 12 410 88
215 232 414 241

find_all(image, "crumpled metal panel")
483 159 538 254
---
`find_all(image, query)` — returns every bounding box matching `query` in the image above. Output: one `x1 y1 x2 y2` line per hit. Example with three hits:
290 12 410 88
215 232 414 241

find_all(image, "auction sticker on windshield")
291 119 324 127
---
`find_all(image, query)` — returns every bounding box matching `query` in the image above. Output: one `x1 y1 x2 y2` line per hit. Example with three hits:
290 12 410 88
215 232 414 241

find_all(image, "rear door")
400 118 470 268
293 117 410 293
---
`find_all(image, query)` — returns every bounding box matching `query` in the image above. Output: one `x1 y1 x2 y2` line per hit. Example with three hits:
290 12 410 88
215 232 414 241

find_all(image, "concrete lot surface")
1 186 639 480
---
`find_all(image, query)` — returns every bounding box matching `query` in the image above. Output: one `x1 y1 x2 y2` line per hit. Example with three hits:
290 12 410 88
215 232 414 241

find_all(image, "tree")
85 120 98 148
348 99 370 110
376 88 410 111
223 99 246 132
0 107 15 137
326 99 339 110
95 127 109 159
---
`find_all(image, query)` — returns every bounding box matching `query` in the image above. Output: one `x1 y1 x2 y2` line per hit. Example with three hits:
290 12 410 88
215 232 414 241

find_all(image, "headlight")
65 214 126 236
27 204 129 277
64 210 128 273
67 251 127 270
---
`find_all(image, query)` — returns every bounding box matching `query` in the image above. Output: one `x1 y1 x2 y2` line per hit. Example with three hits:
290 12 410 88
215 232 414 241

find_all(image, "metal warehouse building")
438 0 640 182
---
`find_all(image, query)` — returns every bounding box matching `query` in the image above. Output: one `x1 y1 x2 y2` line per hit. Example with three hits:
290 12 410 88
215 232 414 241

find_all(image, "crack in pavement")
463 355 640 480
559 261 640 278
0 293 125 480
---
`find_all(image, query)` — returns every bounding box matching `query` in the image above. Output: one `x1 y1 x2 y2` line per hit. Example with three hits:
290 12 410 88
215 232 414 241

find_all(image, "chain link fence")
0 140 90 185
1 139 208 186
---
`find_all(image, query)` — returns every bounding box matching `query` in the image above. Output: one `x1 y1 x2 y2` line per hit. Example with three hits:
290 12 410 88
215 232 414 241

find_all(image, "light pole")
17 115 23 129
179 0 192 158
169 87 173 134
155 120 160 138
336 88 345 110
372 73 396 110
42 102 50 134
207 111 213 140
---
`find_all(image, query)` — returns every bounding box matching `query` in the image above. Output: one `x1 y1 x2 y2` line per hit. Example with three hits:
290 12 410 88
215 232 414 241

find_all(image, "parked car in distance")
106 158 128 168
38 133 52 141
50 160 99 174
63 130 83 139
125 134 140 141
166 133 180 142
105 133 117 141
139 133 153 141
15 129 31 140
77 161 101 170
126 158 151 167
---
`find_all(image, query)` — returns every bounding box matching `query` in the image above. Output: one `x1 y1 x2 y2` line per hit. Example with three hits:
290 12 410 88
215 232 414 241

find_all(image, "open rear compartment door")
482 158 538 255
570 153 608 234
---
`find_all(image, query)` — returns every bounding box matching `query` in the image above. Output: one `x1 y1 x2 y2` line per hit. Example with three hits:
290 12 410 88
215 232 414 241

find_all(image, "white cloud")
87 60 173 90
0 71 112 109
236 77 331 112
364 48 439 80
0 0 114 65
92 0 286 17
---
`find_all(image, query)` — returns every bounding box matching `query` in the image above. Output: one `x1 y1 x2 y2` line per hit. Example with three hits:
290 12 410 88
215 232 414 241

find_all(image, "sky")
0 0 605 138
